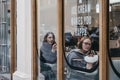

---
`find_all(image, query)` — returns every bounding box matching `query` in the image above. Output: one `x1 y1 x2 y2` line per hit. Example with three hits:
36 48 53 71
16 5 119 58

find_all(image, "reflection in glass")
40 32 57 80
67 37 98 69
37 0 57 80
0 0 11 79
109 0 120 80
64 0 99 80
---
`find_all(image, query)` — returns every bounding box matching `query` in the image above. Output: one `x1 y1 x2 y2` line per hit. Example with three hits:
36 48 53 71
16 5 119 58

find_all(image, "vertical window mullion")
99 0 109 80
57 0 64 80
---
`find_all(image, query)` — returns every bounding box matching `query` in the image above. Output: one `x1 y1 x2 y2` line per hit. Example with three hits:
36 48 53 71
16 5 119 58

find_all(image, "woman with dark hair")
40 32 57 80
67 37 98 80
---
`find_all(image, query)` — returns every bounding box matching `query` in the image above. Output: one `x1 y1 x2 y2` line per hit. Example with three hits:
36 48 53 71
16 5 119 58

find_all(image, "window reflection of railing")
0 0 10 73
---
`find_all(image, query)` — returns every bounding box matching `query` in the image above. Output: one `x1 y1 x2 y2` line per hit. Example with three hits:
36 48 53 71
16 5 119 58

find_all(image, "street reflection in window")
37 0 57 80
64 0 99 80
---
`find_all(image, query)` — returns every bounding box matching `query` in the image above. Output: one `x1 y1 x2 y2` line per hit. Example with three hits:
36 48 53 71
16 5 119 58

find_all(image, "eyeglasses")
83 42 91 46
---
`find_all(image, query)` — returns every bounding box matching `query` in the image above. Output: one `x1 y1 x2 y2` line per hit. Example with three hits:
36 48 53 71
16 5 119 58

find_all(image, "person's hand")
86 63 93 69
88 53 94 57
52 43 57 53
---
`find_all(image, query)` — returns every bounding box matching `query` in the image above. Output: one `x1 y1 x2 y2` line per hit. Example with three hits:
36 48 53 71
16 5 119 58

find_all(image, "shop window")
37 0 57 80
63 0 99 80
109 0 120 80
34 0 109 80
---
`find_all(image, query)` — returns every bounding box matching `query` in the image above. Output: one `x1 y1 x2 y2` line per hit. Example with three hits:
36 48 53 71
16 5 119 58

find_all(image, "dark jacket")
67 49 98 68
67 49 87 68
40 42 57 80
66 49 99 80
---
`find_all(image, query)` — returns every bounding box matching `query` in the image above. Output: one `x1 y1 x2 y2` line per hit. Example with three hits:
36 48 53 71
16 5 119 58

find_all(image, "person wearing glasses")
40 32 57 80
66 37 98 80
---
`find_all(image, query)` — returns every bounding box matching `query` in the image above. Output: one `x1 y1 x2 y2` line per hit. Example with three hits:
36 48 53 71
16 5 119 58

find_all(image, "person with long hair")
40 32 57 80
67 37 98 80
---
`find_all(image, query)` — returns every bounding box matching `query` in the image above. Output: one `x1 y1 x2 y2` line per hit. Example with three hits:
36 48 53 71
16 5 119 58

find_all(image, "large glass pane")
109 0 120 80
0 0 11 79
37 0 57 80
64 0 99 80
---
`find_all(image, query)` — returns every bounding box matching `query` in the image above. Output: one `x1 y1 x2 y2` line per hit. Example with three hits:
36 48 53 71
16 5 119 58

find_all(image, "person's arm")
66 52 73 65
41 47 57 64
86 63 93 69
67 52 86 68
51 43 57 53
85 51 98 69
116 39 120 48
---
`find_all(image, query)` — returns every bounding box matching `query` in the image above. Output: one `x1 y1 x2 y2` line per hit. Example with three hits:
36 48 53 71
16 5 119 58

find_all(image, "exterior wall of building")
13 0 32 80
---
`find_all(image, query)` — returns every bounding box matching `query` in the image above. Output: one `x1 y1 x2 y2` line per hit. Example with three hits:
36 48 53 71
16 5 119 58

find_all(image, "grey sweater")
40 42 57 64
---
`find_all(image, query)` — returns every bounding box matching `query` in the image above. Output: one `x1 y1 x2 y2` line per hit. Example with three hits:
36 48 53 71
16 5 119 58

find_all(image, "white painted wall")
13 0 32 80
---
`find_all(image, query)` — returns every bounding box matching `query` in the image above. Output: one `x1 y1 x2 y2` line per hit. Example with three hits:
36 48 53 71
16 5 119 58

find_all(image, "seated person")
40 32 57 80
67 37 98 69
66 37 98 80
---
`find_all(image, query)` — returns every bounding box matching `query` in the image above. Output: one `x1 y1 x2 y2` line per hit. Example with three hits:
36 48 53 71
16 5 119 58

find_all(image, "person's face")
82 39 91 52
47 34 54 44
